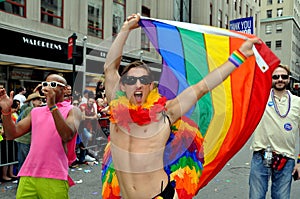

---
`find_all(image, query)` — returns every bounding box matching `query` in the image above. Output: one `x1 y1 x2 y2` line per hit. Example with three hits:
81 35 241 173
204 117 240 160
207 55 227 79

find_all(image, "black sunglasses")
121 75 152 85
42 81 66 88
272 74 289 80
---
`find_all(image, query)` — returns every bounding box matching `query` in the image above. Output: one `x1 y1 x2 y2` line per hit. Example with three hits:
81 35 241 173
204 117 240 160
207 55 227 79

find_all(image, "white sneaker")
84 155 96 162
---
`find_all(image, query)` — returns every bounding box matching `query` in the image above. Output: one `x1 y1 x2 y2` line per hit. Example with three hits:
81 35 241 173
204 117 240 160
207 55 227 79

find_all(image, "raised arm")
166 38 262 123
0 89 31 139
104 13 140 103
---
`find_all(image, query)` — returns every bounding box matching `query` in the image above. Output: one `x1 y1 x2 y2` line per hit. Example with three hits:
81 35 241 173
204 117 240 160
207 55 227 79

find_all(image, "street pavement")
1 135 300 198
198 136 300 199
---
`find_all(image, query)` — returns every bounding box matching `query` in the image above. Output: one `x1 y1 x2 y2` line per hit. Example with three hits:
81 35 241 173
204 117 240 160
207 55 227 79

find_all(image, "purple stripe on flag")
139 19 159 51
158 61 178 100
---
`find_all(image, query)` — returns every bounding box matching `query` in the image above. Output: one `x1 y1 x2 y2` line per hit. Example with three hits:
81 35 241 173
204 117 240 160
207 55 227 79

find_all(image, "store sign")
0 28 83 65
11 69 33 80
229 17 254 34
22 37 63 51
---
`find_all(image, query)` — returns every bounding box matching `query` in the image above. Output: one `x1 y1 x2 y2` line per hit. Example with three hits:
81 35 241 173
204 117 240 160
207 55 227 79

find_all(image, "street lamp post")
82 36 87 93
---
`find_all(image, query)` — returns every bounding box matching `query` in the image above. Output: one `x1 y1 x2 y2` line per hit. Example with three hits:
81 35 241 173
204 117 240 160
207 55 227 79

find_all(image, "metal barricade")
0 140 18 167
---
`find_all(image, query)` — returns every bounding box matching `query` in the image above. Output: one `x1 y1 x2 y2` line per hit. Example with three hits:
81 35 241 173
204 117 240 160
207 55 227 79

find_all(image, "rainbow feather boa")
109 89 167 131
101 89 204 199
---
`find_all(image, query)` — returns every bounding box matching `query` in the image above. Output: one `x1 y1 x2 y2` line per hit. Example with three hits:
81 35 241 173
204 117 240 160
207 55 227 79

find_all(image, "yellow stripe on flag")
203 34 233 165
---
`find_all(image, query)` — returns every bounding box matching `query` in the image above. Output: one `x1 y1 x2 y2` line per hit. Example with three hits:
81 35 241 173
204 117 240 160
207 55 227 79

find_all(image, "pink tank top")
18 101 75 181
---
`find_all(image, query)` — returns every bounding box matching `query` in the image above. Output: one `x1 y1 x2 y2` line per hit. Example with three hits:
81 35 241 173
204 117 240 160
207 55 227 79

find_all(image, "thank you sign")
229 16 253 34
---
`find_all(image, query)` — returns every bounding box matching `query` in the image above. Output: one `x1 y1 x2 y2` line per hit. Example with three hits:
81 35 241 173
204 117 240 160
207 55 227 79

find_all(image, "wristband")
297 154 300 164
1 109 12 116
228 49 247 67
49 105 58 112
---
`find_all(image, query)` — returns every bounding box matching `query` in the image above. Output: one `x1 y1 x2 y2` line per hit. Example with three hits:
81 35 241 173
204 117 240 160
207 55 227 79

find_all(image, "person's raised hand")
239 37 262 58
42 86 56 108
0 88 13 112
122 13 141 31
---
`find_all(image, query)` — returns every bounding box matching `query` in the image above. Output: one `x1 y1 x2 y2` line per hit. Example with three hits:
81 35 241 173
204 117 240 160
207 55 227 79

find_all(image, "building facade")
0 0 260 95
259 0 300 90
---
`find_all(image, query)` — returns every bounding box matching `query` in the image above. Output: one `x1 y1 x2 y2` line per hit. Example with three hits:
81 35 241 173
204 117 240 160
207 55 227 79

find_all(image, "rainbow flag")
139 17 280 194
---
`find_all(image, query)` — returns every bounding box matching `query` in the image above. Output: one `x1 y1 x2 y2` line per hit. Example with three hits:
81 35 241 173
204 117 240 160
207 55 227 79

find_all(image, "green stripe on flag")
178 27 213 135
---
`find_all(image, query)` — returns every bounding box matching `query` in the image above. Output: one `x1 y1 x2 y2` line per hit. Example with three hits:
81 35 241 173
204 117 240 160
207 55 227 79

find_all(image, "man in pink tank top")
0 74 82 199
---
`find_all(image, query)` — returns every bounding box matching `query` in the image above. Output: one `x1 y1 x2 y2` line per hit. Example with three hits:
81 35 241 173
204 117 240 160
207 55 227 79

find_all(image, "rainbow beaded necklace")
271 89 291 118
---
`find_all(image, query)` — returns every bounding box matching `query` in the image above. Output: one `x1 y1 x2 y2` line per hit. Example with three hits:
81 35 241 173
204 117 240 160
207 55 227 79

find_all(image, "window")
0 0 26 17
276 23 282 33
278 0 283 3
246 4 248 17
267 10 272 18
173 0 191 22
265 41 271 48
41 0 63 27
225 14 228 29
234 0 237 11
88 0 104 38
112 0 126 36
277 8 283 17
267 0 272 5
265 24 272 34
239 0 242 14
217 9 222 28
275 40 282 50
209 3 212 26
141 6 150 51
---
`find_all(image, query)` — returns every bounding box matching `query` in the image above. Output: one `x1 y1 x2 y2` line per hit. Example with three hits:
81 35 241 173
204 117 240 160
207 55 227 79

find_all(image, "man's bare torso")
110 112 173 199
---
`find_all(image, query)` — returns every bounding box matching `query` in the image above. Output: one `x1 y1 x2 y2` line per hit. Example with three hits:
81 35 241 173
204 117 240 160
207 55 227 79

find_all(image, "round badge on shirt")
284 123 292 131
268 101 274 106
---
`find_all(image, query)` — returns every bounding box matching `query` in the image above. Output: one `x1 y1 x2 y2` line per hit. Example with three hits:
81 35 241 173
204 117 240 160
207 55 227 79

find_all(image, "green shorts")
16 176 69 199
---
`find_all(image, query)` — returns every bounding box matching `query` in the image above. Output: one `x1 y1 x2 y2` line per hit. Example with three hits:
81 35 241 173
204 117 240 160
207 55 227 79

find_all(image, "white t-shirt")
251 90 300 159
14 94 26 107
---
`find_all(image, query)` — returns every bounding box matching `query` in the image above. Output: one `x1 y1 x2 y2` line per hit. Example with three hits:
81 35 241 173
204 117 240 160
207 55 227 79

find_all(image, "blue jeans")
249 151 295 199
17 142 30 172
81 128 92 147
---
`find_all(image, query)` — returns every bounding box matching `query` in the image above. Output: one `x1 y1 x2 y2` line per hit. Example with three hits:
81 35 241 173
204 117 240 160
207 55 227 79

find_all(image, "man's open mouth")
134 91 143 103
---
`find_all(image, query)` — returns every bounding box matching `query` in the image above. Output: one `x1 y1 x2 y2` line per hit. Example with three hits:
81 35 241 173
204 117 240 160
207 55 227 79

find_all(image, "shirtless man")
104 13 261 199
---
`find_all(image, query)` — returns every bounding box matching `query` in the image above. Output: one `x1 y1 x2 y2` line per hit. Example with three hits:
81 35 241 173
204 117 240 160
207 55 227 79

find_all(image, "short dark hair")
12 99 20 109
120 61 154 82
121 61 152 76
16 87 25 93
278 64 290 75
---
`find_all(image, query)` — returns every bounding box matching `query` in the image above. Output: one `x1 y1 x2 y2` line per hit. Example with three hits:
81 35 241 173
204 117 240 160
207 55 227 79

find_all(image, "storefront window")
41 0 63 27
112 0 126 37
88 0 103 38
0 0 26 17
